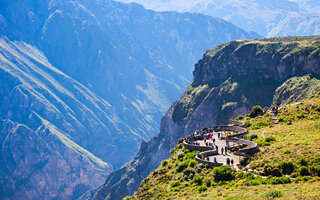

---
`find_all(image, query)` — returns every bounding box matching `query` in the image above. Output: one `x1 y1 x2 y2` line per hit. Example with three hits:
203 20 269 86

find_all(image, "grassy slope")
126 94 320 200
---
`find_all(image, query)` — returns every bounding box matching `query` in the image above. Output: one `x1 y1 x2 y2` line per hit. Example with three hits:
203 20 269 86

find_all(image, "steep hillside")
127 94 320 199
0 37 118 199
92 36 320 200
0 0 259 168
116 0 320 37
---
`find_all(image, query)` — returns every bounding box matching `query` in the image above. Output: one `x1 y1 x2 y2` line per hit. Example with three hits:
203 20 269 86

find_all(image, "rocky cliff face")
92 35 320 200
0 0 259 169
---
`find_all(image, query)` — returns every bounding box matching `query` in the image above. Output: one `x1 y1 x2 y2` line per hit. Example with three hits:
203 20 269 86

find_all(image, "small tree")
213 165 234 182
249 105 263 118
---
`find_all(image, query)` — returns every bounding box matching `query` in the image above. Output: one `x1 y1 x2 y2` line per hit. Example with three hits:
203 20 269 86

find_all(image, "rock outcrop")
92 35 320 200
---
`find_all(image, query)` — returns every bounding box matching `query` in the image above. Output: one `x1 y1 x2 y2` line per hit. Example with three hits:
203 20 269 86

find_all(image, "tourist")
221 147 224 155
214 157 217 163
212 138 215 145
226 158 230 165
231 159 234 166
225 146 228 154
226 135 229 147
218 132 220 139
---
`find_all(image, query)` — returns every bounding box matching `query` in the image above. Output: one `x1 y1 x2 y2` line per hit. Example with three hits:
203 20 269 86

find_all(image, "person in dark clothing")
231 159 234 166
221 147 224 155
225 146 228 154
214 157 217 163
226 158 230 165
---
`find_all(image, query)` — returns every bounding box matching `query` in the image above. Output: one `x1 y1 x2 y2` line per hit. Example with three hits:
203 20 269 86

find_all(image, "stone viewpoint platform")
182 120 259 170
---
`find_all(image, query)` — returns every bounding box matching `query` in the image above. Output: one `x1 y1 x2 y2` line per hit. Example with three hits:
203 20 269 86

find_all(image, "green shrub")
249 133 258 141
278 116 285 122
249 105 263 118
204 178 211 187
286 120 292 125
236 170 245 179
296 113 305 119
250 179 261 186
193 175 203 185
250 126 261 130
213 165 234 182
244 120 252 127
161 160 168 167
299 158 308 166
283 149 291 154
264 136 276 142
189 160 198 168
198 184 207 193
170 181 180 187
176 163 188 173
258 141 271 146
269 177 291 184
278 161 295 175
236 115 244 120
244 172 255 180
263 165 282 177
315 106 320 112
185 151 199 160
298 166 310 176
264 190 283 198
309 165 320 176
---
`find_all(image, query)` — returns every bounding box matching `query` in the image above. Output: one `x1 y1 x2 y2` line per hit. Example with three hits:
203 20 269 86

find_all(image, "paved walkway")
195 132 241 170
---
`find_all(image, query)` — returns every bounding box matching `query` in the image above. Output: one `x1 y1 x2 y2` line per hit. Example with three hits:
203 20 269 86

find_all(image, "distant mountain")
91 35 320 200
0 0 259 199
0 37 112 199
115 0 320 37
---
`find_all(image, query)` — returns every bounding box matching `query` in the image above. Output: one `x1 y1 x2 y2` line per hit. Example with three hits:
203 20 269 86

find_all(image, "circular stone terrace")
182 120 259 170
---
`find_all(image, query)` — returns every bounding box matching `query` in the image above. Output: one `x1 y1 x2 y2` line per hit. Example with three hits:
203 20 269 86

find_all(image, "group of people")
226 157 234 166
185 128 238 167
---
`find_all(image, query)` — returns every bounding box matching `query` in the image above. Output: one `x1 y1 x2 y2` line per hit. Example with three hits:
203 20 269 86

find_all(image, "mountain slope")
0 0 259 168
0 37 124 199
128 94 320 200
116 0 320 37
92 35 320 200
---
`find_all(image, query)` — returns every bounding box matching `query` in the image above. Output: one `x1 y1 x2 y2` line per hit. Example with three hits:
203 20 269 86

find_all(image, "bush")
236 115 244 120
193 175 203 185
296 113 305 119
263 165 282 177
185 151 199 160
309 165 320 176
244 172 255 180
298 166 310 176
249 133 258 141
198 184 207 193
244 120 252 127
299 158 308 166
189 160 198 168
278 161 295 175
204 178 211 187
315 106 320 112
250 126 261 130
258 141 271 146
161 160 168 167
176 163 188 173
249 105 263 118
283 149 291 154
265 136 276 142
264 190 283 198
269 177 291 184
170 181 180 187
213 165 234 182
